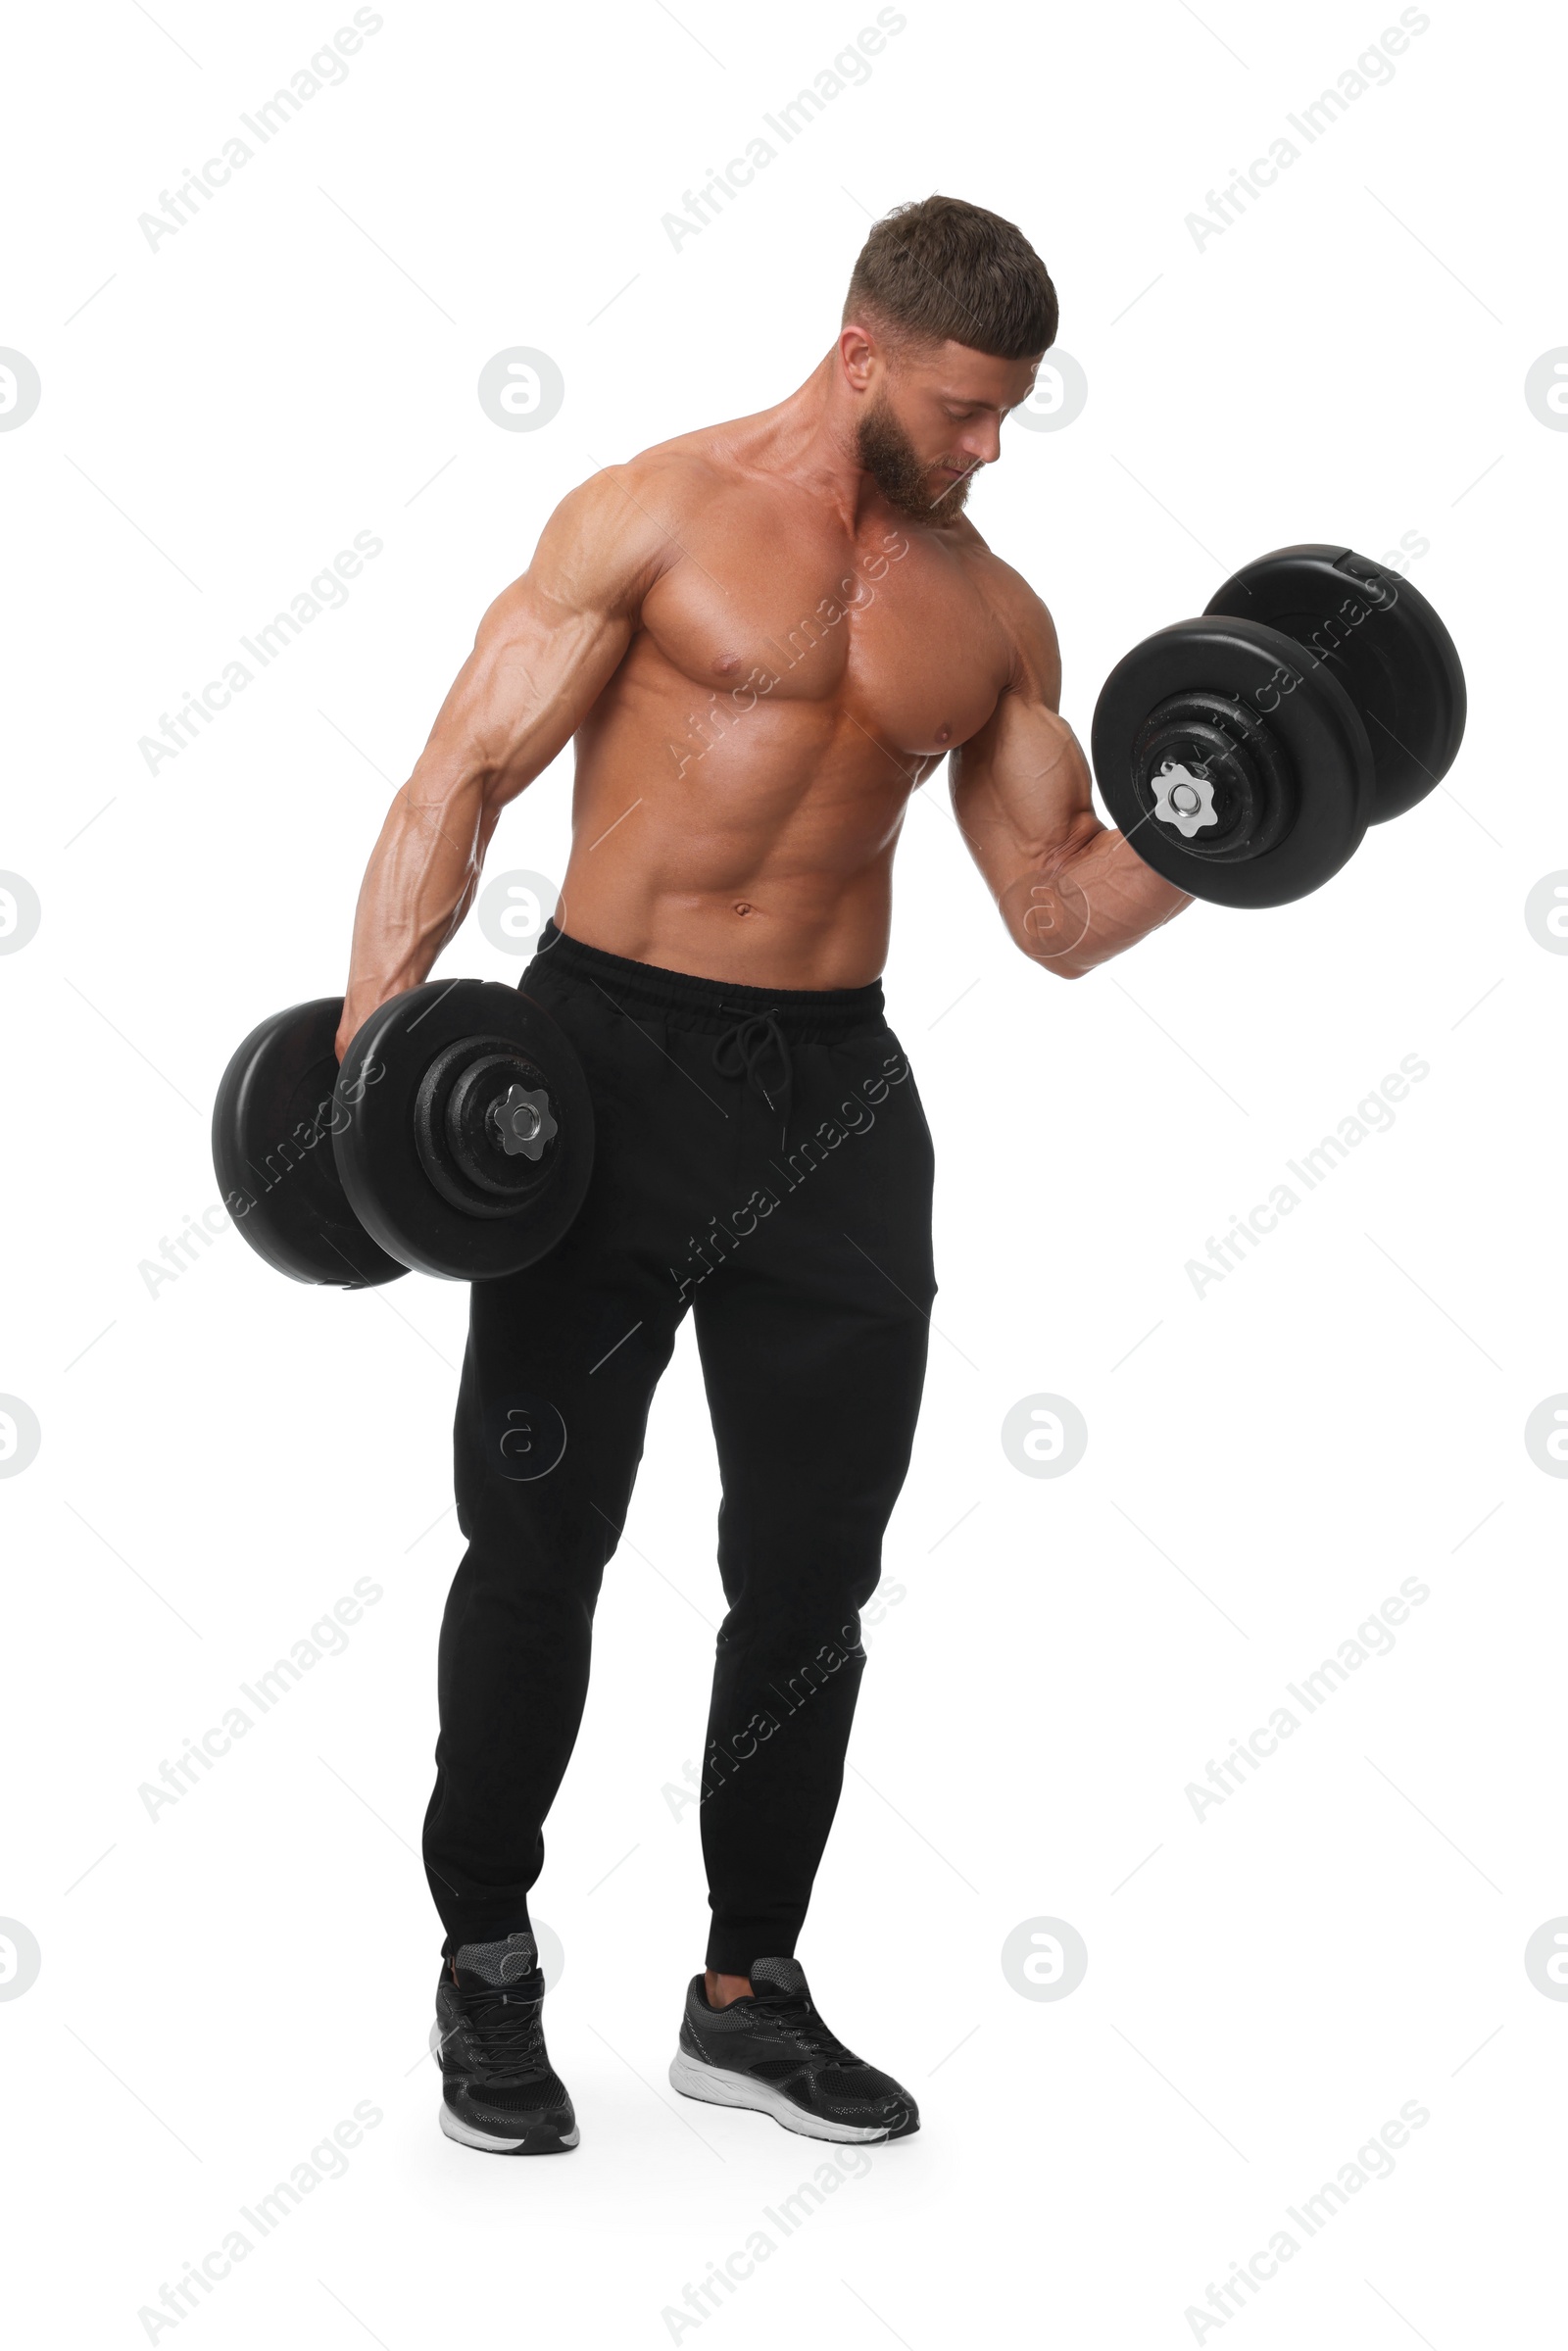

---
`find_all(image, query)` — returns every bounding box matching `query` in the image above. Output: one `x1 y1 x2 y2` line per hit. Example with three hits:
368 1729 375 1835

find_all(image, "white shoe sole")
667 2046 906 2142
438 2102 580 2152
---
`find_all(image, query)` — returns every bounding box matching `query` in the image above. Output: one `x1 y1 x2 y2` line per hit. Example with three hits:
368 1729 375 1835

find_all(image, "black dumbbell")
212 980 595 1287
1091 544 1467 906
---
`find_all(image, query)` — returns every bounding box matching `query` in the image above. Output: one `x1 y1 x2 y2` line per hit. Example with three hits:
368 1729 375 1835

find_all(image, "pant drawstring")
711 1009 794 1147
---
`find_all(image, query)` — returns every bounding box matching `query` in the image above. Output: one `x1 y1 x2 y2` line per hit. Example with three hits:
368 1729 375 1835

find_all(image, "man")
338 194 1189 2155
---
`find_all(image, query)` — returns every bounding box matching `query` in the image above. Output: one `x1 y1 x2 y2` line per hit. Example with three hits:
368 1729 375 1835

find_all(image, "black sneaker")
669 1957 918 2142
430 1931 578 2154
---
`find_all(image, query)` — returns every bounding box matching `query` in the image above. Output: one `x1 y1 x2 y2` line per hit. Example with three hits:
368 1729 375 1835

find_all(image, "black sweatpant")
421 921 937 1974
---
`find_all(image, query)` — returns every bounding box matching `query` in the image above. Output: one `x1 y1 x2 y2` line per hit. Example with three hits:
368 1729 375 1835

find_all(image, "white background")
2 0 1564 2343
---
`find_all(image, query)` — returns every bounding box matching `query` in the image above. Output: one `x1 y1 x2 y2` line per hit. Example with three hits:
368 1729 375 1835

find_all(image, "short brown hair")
844 195 1057 361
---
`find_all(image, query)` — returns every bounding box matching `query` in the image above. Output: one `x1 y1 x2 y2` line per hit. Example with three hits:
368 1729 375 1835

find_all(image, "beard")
855 392 976 523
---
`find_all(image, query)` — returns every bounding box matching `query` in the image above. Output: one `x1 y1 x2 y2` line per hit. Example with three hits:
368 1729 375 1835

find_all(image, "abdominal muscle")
551 659 928 991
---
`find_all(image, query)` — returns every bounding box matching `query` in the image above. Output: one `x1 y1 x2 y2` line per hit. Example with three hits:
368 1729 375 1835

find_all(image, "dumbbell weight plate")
1091 615 1375 908
211 997 408 1289
333 980 594 1281
1204 545 1466 823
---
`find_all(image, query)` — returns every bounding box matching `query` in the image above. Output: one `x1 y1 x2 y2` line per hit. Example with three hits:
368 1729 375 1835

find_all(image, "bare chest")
636 505 1009 756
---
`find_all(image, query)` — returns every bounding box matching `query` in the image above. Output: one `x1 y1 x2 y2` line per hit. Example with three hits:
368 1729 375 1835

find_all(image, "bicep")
950 619 1100 885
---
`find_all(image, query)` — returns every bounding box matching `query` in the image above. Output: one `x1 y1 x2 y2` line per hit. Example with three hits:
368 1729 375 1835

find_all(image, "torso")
557 415 1021 988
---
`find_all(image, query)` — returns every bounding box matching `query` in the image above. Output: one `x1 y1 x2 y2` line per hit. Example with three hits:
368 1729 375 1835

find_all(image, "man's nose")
957 424 1002 466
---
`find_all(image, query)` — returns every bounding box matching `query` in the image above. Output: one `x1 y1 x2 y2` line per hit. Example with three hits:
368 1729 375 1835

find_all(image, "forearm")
997 817 1192 979
337 771 494 1051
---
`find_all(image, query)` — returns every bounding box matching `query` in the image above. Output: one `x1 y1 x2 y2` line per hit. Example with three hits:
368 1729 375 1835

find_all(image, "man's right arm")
334 465 671 1057
951 563 1191 979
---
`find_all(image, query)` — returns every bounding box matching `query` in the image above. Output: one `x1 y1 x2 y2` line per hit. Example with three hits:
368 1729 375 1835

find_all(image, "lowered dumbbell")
1091 544 1467 906
212 980 595 1287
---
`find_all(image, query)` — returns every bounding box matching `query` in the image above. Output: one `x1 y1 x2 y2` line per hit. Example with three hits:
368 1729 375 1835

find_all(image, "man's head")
839 195 1057 521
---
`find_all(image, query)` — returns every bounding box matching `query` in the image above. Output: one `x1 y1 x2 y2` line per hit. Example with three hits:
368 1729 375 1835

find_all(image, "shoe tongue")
749 1955 809 2001
453 1931 539 1988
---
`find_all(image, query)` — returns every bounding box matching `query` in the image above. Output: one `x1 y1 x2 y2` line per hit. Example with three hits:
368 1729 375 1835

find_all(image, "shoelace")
746 1991 858 2066
711 1009 794 1147
452 1986 548 2081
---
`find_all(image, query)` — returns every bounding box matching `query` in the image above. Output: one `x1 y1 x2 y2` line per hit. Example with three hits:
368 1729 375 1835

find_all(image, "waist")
525 921 887 1038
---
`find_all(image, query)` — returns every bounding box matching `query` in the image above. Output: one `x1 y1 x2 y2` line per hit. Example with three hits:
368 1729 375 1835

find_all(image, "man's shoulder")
537 437 735 603
536 418 779 613
948 521 1056 629
942 521 1060 695
598 414 762 506
548 428 744 569
560 440 715 526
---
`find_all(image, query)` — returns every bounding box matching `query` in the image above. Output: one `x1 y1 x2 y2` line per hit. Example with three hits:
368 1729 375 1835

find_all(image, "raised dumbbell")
1091 544 1467 906
212 980 595 1287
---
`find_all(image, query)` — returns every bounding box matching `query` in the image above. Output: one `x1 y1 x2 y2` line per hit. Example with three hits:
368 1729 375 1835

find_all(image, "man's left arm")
950 576 1191 978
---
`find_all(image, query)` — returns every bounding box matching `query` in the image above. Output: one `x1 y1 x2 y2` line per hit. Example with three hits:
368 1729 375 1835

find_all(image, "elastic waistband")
524 921 886 1036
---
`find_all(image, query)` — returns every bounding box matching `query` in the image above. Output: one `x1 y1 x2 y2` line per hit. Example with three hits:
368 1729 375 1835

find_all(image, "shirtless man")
339 194 1188 2156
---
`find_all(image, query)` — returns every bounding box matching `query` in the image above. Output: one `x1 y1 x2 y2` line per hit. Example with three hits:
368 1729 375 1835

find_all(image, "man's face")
852 337 1042 521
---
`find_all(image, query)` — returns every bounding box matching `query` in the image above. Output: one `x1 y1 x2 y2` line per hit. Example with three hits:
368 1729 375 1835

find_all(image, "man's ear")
838 321 879 393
